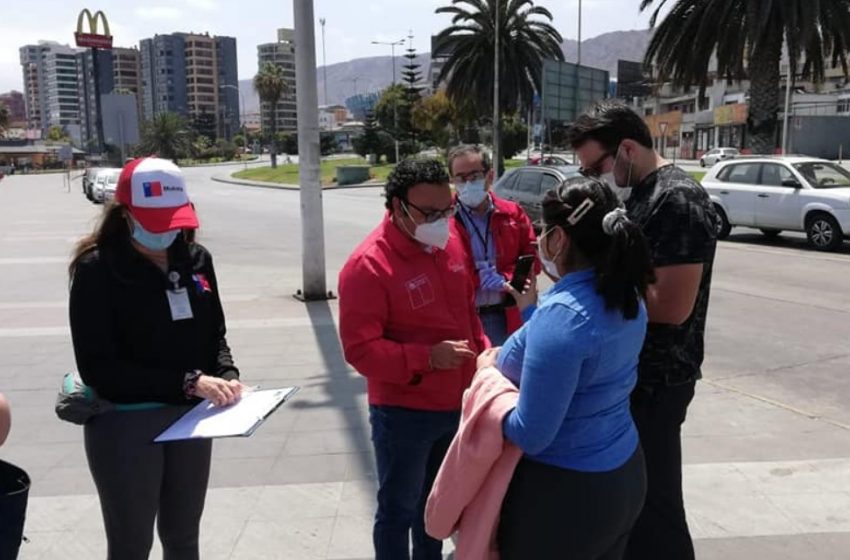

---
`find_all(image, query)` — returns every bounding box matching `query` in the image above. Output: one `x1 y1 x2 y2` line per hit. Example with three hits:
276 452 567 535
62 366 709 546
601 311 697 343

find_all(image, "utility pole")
492 0 501 177
372 39 405 163
320 18 328 107
577 0 582 65
782 42 793 155
294 0 329 300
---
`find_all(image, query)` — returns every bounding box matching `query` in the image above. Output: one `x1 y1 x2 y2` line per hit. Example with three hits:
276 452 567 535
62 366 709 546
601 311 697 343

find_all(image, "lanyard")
461 205 492 261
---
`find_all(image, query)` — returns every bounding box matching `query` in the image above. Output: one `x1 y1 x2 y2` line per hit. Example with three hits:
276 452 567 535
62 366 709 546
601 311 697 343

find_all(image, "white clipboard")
154 387 299 442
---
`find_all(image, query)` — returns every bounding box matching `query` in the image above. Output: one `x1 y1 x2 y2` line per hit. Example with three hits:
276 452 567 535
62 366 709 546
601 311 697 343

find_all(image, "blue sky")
0 0 657 92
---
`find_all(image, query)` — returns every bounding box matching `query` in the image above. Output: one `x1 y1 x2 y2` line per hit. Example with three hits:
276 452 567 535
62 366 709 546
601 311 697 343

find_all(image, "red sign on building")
74 33 113 49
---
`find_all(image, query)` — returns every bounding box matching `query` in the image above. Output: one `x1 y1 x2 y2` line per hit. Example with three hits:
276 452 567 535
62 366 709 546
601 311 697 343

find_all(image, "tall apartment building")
139 33 239 139
257 28 298 133
140 34 188 121
19 42 82 139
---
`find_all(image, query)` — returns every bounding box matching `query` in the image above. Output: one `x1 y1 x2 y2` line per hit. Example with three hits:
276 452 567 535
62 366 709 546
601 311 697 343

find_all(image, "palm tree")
254 62 288 169
138 113 190 165
641 0 850 154
434 0 564 171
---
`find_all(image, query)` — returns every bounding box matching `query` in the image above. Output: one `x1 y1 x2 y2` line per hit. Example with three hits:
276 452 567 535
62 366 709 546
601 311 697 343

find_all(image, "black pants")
625 381 696 560
498 447 647 560
84 407 212 560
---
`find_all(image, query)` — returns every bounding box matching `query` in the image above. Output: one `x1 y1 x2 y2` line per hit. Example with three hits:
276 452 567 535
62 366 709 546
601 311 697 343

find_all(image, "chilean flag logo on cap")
143 181 163 198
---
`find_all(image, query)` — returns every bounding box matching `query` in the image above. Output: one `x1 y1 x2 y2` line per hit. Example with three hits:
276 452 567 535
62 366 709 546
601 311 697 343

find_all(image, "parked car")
82 167 105 200
100 169 121 203
493 164 582 225
700 147 740 167
91 168 120 204
528 154 571 167
702 156 850 251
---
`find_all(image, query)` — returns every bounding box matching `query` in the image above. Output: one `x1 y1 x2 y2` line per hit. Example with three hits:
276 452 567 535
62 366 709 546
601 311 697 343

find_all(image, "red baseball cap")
115 157 199 233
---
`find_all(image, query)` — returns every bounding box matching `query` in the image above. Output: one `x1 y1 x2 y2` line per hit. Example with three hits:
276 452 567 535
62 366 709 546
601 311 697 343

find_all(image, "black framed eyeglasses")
451 169 487 185
579 152 613 178
403 199 456 224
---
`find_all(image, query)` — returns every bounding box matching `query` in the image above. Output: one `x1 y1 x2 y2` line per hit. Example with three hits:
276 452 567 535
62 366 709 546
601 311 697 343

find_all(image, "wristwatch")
183 370 203 399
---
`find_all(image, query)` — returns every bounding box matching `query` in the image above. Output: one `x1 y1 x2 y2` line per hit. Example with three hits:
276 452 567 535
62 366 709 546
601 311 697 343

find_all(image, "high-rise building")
215 36 240 140
19 42 82 139
140 34 188 121
76 49 114 150
257 28 298 133
139 32 239 139
0 91 27 126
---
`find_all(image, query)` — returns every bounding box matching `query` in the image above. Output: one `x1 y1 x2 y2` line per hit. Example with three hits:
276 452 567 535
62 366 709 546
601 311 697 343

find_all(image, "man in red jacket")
449 145 538 345
339 158 490 560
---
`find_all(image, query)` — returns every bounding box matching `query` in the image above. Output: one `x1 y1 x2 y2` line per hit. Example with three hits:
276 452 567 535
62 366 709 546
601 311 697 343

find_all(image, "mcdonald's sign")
74 9 113 49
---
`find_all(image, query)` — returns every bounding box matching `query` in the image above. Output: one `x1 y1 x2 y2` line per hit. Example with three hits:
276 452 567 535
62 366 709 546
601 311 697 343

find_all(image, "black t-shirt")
626 165 718 385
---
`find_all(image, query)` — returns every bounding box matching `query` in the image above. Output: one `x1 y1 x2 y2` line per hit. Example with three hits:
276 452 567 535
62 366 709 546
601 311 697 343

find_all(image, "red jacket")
452 193 539 335
339 214 490 411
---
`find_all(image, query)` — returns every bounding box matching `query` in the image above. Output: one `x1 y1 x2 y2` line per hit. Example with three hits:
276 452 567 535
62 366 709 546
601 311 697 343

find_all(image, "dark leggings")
84 407 212 560
498 446 647 560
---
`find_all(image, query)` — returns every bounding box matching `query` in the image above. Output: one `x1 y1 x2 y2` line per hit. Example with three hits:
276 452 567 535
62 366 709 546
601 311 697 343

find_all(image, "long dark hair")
69 203 196 280
541 176 655 320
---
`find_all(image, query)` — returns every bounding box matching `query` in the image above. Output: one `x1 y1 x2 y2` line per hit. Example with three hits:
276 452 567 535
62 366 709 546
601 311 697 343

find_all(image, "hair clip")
567 198 595 226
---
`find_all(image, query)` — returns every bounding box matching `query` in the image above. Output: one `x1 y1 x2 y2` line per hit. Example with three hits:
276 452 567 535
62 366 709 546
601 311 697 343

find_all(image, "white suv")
702 156 850 251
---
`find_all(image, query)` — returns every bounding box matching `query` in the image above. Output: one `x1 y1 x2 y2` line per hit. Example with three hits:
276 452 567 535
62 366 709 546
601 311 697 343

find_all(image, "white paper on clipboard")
154 387 299 442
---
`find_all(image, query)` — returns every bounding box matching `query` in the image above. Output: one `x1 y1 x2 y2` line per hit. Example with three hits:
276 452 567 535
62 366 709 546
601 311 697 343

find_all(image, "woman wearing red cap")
68 157 244 559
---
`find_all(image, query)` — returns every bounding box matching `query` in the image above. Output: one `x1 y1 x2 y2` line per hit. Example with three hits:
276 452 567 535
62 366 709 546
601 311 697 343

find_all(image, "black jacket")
69 236 239 405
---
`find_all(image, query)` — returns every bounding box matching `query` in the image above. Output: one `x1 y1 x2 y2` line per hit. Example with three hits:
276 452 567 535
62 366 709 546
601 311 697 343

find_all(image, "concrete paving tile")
250 482 343 522
208 457 276 489
213 431 289 460
282 429 371 457
687 491 802 539
337 481 377 518
29 465 96 497
230 518 335 560
268 454 350 486
768 492 850 534
694 533 850 560
325 515 375 560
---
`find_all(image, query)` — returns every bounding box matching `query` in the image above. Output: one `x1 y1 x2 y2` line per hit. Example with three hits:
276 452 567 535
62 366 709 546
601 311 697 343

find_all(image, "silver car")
91 168 121 204
700 147 740 167
493 165 582 226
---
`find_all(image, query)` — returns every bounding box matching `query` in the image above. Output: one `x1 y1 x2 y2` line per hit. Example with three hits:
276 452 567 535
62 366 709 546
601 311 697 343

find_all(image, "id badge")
166 288 194 321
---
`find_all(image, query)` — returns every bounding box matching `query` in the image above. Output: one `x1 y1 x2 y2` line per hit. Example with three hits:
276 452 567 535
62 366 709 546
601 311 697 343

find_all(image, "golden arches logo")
74 9 113 49
76 9 110 36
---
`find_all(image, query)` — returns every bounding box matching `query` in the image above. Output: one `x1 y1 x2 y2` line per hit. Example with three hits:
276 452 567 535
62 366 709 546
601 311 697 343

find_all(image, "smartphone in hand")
504 255 535 307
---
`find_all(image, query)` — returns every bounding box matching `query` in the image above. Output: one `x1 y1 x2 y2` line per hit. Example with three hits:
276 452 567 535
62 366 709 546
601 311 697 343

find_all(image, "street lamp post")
220 83 248 169
294 0 329 300
372 39 405 164
320 18 329 107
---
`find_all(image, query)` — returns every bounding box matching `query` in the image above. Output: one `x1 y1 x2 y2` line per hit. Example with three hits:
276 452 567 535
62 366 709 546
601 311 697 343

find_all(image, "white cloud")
134 7 184 21
185 0 219 11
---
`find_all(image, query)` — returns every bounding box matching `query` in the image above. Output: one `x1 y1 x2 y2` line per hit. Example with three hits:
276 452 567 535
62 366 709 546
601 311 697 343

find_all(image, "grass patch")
233 157 394 186
690 171 706 183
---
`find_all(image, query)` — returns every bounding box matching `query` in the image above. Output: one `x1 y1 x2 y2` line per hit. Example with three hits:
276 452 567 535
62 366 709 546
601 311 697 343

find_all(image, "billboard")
542 60 610 123
616 60 651 100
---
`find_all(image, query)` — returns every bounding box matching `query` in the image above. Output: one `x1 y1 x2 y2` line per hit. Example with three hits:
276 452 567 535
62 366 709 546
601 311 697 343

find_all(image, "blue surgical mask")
131 218 179 251
457 179 488 208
